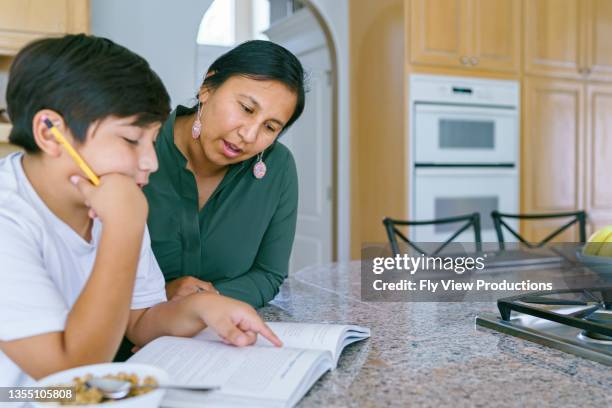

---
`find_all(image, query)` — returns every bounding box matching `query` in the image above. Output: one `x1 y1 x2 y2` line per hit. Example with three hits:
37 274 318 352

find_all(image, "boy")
0 34 280 387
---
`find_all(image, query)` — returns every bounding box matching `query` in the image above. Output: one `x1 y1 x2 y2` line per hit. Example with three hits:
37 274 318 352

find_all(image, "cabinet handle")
470 57 479 65
585 67 592 75
460 56 469 65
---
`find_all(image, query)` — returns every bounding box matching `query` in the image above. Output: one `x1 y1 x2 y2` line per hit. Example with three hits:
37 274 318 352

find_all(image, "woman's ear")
198 85 213 105
31 110 70 157
198 71 217 104
198 87 210 105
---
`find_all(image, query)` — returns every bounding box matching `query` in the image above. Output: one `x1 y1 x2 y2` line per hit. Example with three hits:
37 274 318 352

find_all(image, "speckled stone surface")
259 262 612 407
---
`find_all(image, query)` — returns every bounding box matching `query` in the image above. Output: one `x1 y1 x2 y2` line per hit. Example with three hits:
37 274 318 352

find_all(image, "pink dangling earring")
253 152 267 179
191 101 202 139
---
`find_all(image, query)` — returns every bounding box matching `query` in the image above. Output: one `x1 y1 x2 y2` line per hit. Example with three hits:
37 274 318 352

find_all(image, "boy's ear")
31 110 71 156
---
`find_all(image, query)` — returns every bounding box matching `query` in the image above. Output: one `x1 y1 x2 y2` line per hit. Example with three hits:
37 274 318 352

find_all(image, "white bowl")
32 362 168 407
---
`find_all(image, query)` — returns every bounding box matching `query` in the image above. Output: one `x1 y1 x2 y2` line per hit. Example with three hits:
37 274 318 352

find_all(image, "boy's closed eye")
122 137 157 148
239 102 254 114
122 136 139 145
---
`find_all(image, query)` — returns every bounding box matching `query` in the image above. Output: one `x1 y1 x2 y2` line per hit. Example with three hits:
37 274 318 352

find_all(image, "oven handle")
415 163 515 168
414 166 519 177
414 103 517 115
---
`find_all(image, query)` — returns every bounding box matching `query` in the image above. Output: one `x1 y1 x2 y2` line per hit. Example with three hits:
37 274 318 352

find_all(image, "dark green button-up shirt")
144 105 298 307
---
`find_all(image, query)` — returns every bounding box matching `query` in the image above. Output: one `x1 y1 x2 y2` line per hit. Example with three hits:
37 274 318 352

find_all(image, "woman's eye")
123 137 139 145
266 124 277 132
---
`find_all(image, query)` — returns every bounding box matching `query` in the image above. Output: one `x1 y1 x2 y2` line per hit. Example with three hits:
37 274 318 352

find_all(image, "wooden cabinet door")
524 0 583 79
0 0 88 55
522 77 585 242
585 83 612 233
470 0 520 73
410 0 470 68
0 0 69 34
584 0 612 82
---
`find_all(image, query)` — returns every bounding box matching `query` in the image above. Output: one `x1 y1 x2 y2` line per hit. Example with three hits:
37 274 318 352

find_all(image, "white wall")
195 44 230 90
91 0 351 262
91 0 213 106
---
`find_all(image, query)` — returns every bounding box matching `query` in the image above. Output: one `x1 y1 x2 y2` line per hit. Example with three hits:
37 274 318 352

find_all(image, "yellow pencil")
42 116 100 186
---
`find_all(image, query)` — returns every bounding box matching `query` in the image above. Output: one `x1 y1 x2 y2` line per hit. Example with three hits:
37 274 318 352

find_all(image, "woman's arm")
214 153 298 308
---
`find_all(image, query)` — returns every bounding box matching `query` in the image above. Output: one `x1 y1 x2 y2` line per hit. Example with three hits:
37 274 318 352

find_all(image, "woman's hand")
166 276 218 300
194 293 282 347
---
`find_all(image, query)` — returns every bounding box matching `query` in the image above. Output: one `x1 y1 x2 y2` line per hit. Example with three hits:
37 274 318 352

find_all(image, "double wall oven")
409 75 520 243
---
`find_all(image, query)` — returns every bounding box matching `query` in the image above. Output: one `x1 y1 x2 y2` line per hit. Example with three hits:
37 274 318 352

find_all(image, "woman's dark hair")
6 34 171 153
201 40 306 133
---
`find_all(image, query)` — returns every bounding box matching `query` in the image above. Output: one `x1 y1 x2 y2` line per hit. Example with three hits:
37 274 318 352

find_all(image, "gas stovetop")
476 287 612 365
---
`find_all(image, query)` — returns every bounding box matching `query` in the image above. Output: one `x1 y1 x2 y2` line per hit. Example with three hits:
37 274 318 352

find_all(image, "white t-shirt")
0 153 167 387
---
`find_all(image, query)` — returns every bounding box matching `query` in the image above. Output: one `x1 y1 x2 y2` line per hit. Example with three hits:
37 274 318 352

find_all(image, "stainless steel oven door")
414 104 517 165
412 167 519 243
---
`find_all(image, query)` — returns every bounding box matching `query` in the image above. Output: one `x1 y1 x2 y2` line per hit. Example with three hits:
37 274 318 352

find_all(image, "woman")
144 40 305 308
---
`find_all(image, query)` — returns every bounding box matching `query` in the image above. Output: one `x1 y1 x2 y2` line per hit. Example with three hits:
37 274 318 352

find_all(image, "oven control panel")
410 74 519 107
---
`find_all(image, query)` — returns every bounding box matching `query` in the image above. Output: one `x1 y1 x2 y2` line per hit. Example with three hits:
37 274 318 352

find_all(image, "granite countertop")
260 261 612 407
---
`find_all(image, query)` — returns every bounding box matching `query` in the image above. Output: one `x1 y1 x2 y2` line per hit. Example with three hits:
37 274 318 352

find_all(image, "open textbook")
128 322 370 408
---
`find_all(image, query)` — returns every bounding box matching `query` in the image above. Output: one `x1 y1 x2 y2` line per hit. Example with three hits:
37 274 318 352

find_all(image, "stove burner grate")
498 287 612 340
579 310 612 343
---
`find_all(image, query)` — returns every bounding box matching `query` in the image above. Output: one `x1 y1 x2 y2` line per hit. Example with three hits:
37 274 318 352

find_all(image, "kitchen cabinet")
522 77 612 240
0 0 89 155
523 0 582 79
409 0 520 73
0 0 89 55
584 0 612 82
522 0 612 240
585 82 612 232
470 0 521 73
524 0 612 82
410 0 468 68
521 77 585 242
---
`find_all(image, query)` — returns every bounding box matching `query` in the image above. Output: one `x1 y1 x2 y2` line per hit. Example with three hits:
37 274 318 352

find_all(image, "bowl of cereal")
32 362 168 407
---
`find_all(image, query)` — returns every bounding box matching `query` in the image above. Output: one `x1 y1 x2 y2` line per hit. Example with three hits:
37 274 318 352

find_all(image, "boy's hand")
195 293 282 347
166 276 218 300
70 174 148 229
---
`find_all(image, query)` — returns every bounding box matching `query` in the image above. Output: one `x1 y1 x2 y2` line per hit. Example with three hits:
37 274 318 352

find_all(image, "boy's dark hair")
6 34 171 152
201 40 306 134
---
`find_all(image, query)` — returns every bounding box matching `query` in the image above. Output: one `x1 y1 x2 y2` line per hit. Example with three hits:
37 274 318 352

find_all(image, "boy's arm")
126 292 281 348
0 174 147 380
0 219 143 380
